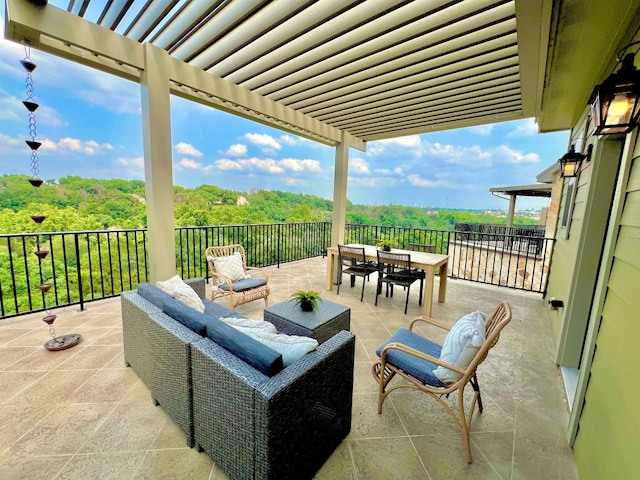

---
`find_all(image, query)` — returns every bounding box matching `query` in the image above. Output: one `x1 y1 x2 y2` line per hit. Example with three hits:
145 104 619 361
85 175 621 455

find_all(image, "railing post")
277 224 281 268
74 233 85 311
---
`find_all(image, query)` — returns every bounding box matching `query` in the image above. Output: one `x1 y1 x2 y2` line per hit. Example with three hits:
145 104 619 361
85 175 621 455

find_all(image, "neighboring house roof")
489 183 552 198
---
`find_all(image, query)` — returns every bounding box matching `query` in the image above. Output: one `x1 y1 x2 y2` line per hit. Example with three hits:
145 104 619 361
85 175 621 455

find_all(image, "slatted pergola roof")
10 0 546 148
7 0 640 147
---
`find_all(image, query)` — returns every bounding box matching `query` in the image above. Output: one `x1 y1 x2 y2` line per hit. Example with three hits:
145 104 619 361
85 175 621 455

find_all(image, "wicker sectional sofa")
120 277 355 480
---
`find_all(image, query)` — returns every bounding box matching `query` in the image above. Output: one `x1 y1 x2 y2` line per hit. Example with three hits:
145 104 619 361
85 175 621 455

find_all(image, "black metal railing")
448 231 554 292
454 222 546 239
0 221 554 320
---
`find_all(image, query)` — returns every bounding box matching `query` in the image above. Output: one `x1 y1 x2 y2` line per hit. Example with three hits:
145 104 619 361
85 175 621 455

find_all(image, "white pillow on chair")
433 311 486 383
213 252 246 282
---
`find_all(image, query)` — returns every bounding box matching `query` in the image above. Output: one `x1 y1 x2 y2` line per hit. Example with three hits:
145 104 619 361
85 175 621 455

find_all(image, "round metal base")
44 333 82 351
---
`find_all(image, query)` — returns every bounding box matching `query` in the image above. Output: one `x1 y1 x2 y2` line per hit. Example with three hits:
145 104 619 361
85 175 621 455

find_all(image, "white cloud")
116 156 144 168
215 157 283 173
508 118 539 137
423 141 538 167
177 158 202 169
373 167 404 175
245 133 281 151
115 156 144 179
349 176 399 188
284 177 308 186
279 134 299 146
492 145 539 164
349 157 370 175
368 135 422 157
407 174 451 188
279 158 321 172
216 159 243 171
0 132 22 149
37 136 113 155
223 143 247 156
58 137 82 151
175 142 203 157
214 156 321 174
0 91 68 129
468 124 494 136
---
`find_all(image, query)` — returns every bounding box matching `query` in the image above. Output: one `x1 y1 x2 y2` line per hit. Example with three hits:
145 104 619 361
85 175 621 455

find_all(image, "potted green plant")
376 235 399 252
289 290 322 312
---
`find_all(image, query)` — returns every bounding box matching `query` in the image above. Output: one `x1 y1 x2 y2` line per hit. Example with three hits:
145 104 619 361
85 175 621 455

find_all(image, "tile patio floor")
0 257 578 479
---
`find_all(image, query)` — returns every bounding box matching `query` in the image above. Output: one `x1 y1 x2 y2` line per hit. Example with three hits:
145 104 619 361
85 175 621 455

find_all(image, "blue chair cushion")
205 317 284 376
376 328 448 388
162 296 207 336
219 278 267 292
137 282 174 309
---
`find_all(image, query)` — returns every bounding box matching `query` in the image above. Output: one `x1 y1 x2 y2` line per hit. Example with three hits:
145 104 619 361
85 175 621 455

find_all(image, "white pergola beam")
4 0 365 151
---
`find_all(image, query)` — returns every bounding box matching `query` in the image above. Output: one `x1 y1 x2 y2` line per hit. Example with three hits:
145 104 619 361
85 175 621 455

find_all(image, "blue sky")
0 10 569 211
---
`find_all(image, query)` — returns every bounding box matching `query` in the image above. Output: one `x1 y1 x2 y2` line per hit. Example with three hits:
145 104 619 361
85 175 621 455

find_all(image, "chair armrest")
380 341 466 376
409 315 452 332
246 265 270 280
209 271 235 291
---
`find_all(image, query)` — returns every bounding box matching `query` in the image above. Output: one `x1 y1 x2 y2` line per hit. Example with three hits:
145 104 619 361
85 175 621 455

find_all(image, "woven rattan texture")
120 277 205 447
192 330 355 480
264 300 350 343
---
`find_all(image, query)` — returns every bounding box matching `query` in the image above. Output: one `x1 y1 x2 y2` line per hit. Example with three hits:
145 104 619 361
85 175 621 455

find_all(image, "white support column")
141 43 176 283
331 132 350 248
506 194 516 227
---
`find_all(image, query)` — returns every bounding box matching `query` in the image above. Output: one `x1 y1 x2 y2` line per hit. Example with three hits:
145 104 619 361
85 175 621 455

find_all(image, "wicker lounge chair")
205 244 270 310
372 301 512 463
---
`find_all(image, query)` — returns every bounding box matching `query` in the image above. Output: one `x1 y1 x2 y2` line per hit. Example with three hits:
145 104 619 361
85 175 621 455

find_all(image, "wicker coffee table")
264 299 350 343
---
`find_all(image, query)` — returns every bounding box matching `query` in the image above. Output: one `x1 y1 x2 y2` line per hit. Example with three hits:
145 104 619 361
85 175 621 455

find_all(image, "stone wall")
449 240 549 292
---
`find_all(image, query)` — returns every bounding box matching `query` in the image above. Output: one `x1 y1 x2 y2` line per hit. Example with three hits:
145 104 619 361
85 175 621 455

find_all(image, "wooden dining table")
325 243 449 318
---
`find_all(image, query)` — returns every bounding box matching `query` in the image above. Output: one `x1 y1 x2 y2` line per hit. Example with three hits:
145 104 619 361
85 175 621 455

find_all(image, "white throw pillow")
248 331 318 367
213 253 245 283
433 311 486 383
156 275 205 313
219 316 277 334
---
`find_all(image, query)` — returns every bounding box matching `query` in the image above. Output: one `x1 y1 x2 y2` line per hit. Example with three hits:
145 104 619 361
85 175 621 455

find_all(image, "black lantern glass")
590 53 640 135
558 145 587 178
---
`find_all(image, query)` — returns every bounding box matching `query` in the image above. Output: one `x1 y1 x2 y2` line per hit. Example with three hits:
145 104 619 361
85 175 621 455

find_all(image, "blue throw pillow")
162 295 207 336
138 282 174 308
204 317 284 376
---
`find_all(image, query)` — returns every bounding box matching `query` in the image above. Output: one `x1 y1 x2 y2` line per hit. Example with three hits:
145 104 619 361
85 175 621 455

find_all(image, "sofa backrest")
137 282 283 376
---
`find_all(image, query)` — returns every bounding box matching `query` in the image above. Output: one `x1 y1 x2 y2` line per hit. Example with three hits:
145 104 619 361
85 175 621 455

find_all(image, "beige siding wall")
574 153 640 479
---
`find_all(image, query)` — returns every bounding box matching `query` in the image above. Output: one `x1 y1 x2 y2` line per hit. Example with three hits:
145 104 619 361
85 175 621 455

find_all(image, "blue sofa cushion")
219 278 267 292
376 328 447 388
205 317 284 376
162 296 207 337
138 282 174 308
203 299 244 319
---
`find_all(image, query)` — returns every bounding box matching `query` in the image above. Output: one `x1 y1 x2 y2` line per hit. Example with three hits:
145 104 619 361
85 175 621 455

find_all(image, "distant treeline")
0 174 535 234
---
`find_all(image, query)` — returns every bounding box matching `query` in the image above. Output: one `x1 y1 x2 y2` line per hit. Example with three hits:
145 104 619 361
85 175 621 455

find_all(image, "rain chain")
21 44 81 350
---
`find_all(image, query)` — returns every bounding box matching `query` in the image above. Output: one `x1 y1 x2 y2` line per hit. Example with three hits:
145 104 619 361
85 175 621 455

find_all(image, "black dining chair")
376 250 424 314
337 245 378 301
